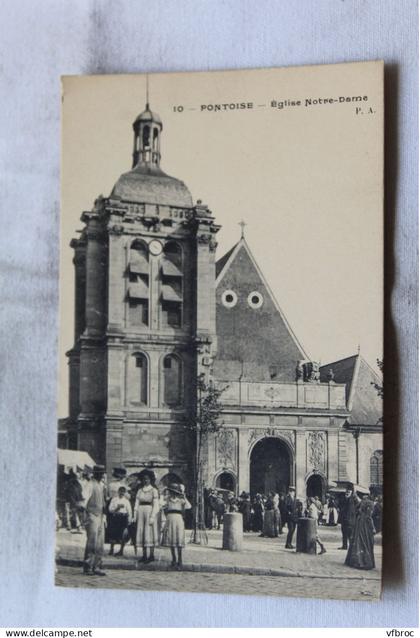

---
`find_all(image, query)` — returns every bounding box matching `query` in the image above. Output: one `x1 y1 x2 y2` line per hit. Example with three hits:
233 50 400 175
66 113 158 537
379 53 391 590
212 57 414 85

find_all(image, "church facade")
61 104 383 500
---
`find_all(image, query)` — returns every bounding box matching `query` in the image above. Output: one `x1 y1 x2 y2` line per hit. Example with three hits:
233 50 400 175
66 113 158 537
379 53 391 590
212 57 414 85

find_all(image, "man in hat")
338 483 360 550
284 486 298 549
83 464 107 576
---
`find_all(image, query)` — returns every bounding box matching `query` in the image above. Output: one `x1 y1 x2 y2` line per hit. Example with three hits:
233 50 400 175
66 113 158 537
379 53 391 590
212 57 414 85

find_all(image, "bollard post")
222 512 243 551
296 517 317 554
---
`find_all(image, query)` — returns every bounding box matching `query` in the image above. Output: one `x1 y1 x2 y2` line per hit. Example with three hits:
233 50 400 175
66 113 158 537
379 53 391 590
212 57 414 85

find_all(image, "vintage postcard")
56 61 384 599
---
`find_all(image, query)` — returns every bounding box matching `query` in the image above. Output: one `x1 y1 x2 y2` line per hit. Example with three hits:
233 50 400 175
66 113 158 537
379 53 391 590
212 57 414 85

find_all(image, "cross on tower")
239 220 247 239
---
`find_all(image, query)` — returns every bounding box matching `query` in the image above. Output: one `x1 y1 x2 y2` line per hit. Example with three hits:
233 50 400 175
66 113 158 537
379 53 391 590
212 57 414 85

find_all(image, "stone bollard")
296 517 317 554
222 512 243 551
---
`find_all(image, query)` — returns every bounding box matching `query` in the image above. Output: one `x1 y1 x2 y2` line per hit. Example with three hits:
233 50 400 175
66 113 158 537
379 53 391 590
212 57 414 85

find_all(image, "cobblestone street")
56 525 381 600
55 565 379 600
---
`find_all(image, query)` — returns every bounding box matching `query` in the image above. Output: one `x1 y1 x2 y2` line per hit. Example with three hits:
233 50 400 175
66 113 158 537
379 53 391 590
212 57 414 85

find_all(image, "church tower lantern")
132 103 162 169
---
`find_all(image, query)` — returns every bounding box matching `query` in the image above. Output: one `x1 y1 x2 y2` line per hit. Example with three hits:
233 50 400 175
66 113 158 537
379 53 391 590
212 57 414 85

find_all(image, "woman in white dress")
134 471 159 563
162 483 191 569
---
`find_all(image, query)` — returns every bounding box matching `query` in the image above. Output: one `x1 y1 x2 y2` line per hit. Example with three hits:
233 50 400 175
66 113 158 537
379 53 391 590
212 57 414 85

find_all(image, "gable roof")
216 238 309 358
320 355 359 404
214 238 309 383
216 243 239 279
320 354 382 426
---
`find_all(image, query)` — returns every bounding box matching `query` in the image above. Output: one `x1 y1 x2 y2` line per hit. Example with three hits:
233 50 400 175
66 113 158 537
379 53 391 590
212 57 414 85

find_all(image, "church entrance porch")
306 472 326 502
249 437 292 497
215 470 236 492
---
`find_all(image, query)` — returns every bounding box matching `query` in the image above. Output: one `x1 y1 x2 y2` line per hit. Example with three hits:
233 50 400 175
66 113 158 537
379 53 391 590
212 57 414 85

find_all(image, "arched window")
127 352 148 406
163 354 182 407
370 450 383 487
215 471 236 492
161 241 183 328
127 240 149 327
142 125 150 148
164 241 182 269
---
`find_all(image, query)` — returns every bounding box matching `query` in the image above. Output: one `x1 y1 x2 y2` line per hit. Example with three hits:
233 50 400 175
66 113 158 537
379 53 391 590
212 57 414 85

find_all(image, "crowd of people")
57 465 191 576
57 467 382 576
204 487 351 537
204 483 381 568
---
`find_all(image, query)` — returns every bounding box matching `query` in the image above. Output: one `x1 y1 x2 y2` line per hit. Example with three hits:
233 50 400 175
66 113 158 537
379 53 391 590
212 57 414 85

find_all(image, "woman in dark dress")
238 492 252 532
262 493 277 538
345 497 376 570
252 494 264 533
372 496 383 533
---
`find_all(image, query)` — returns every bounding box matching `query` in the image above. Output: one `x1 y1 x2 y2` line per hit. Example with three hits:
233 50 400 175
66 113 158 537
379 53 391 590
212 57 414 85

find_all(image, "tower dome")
110 104 193 208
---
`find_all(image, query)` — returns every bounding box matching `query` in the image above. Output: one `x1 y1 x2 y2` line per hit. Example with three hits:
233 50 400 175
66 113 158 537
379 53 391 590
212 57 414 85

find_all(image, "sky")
59 62 383 416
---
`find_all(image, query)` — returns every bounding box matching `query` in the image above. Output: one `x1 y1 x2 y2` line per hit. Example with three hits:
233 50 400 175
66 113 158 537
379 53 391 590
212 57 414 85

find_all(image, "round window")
247 291 263 308
221 290 238 308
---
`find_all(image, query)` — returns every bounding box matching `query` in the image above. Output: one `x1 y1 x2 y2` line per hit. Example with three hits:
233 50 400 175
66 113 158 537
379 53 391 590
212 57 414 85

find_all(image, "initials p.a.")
356 106 376 115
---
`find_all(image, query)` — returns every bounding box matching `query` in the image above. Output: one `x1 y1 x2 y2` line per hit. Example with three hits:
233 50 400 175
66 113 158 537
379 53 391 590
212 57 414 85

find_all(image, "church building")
61 103 383 500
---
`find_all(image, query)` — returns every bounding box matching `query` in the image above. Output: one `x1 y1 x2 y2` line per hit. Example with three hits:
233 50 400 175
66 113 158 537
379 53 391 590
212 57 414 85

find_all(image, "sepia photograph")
55 62 384 600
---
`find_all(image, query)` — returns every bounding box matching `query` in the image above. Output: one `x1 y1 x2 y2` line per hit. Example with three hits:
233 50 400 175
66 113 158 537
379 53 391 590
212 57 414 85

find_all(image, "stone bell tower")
65 102 220 489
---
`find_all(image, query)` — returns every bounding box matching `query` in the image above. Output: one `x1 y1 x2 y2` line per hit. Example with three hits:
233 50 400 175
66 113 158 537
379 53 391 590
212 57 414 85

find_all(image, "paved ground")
56 525 382 600
55 567 380 600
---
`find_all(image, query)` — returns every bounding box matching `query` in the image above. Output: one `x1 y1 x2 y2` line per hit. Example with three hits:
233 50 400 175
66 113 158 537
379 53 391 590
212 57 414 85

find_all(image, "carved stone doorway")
249 437 291 497
215 471 236 492
306 473 326 502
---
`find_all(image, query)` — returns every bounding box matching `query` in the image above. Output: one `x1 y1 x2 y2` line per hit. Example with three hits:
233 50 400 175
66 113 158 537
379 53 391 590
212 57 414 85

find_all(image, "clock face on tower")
148 239 163 256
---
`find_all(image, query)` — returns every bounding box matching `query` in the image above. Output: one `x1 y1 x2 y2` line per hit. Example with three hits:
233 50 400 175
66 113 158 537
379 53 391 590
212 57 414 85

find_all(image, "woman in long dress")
262 493 277 538
134 471 159 563
345 497 376 570
252 494 264 533
162 483 191 569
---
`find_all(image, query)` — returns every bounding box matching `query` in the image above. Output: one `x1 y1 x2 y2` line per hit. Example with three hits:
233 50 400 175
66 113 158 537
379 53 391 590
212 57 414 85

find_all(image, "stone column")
295 430 306 499
71 238 86 341
68 351 80 419
79 343 106 415
85 221 107 337
107 343 124 413
327 429 339 483
238 428 250 493
150 250 160 331
105 419 123 476
338 430 349 481
107 230 125 332
148 349 161 409
191 203 220 384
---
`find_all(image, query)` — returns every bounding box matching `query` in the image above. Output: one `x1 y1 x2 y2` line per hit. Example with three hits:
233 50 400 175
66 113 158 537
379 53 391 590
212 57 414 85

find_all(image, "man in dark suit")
284 486 298 549
338 483 360 549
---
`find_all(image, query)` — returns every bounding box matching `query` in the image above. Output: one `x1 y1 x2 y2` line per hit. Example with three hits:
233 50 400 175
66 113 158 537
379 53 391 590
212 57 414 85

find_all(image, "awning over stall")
57 449 95 474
